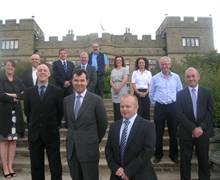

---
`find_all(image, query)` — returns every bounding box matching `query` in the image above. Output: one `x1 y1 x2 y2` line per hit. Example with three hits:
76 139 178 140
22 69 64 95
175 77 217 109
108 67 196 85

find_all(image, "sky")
0 0 219 52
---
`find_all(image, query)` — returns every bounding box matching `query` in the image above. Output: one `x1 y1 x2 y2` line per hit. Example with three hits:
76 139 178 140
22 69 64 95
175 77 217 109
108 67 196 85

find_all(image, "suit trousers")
67 147 99 180
134 89 150 120
154 102 178 160
29 136 62 180
113 103 122 121
180 135 210 180
96 74 105 97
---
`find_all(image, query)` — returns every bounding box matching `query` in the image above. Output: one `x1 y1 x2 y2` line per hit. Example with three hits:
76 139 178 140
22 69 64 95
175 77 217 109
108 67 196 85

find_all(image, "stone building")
0 16 215 70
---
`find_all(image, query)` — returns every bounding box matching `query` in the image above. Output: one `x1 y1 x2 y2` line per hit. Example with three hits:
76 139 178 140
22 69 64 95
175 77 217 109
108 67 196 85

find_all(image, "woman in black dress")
0 60 25 178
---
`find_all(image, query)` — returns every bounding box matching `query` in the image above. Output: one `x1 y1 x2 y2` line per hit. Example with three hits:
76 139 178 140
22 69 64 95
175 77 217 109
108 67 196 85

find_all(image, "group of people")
0 42 214 180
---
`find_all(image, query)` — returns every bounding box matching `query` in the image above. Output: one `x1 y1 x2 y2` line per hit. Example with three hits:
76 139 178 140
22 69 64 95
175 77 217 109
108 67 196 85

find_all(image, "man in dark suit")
88 42 109 97
105 95 157 180
64 69 107 180
22 53 41 88
24 64 63 180
52 49 75 96
176 67 214 180
75 51 97 93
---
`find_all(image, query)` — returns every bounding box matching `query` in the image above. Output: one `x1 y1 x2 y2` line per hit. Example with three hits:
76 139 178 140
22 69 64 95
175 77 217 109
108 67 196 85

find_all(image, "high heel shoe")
10 172 17 177
3 172 12 178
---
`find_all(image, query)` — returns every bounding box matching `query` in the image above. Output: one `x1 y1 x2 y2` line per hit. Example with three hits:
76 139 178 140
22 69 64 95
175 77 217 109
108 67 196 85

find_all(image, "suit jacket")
75 64 97 93
52 60 75 88
22 68 36 88
176 87 214 140
24 84 63 142
64 91 107 162
105 116 157 180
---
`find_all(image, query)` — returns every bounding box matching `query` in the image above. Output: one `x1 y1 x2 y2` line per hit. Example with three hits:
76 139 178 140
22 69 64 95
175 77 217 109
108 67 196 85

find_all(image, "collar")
160 71 172 78
75 89 87 98
60 59 67 63
188 85 199 92
32 67 37 71
137 69 147 74
122 113 137 124
37 83 48 88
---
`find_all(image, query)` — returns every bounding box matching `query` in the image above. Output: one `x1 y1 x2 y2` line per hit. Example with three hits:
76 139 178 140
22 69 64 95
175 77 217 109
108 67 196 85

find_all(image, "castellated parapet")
0 16 215 65
156 16 213 37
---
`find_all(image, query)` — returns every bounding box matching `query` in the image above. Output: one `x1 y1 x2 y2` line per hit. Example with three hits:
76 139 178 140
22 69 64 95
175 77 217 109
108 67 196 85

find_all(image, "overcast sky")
1 0 219 52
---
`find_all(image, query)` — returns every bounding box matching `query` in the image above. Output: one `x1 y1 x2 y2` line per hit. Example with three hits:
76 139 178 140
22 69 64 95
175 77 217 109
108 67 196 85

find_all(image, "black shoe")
170 157 178 163
153 157 161 164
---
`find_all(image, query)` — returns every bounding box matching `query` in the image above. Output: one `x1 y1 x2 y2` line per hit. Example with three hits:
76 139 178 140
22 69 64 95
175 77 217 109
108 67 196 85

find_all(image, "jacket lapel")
116 120 123 155
76 92 89 119
125 117 139 149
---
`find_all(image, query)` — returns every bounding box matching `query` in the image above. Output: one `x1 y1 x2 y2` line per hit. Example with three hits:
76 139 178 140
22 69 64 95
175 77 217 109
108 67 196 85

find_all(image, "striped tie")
120 119 130 165
74 95 81 119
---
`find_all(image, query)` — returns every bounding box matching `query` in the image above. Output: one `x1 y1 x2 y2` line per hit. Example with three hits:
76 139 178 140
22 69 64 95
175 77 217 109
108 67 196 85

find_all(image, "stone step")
15 145 187 169
17 135 171 148
12 155 199 173
5 171 220 180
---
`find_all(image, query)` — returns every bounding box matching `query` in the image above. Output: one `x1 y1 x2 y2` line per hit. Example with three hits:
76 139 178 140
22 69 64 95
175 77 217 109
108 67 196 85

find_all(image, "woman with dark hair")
0 60 25 178
110 56 129 121
131 57 152 120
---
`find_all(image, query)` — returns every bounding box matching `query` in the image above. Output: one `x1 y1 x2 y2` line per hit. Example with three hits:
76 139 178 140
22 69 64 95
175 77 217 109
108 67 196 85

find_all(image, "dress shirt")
32 67 37 85
91 53 109 71
60 59 67 66
119 113 137 143
188 85 198 98
131 69 152 89
74 89 87 108
81 64 87 70
149 71 183 104
37 83 48 95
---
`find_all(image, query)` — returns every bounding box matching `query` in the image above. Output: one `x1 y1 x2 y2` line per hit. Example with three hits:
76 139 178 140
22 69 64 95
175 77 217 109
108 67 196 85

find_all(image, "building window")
182 37 200 47
0 40 19 49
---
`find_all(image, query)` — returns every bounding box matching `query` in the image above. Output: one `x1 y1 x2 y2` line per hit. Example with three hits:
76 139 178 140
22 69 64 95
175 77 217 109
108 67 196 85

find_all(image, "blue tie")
74 95 81 119
63 61 67 72
39 85 45 100
120 119 130 165
191 88 197 119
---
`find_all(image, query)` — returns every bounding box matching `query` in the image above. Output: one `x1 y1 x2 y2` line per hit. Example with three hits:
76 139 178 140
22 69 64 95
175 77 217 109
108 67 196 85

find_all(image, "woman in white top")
110 56 129 121
131 57 152 120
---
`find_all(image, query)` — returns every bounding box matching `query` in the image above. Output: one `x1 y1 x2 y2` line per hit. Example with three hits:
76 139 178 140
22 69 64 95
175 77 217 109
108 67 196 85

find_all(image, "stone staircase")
12 99 220 179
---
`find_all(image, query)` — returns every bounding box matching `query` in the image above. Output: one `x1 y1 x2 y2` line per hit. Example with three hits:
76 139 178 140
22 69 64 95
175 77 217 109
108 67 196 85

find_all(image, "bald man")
22 53 41 88
24 64 63 180
176 67 214 180
105 95 157 180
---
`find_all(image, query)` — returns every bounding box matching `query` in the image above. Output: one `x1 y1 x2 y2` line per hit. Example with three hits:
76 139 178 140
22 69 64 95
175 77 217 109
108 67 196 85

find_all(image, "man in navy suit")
105 95 157 180
52 49 75 96
22 53 41 88
75 51 97 93
176 67 214 180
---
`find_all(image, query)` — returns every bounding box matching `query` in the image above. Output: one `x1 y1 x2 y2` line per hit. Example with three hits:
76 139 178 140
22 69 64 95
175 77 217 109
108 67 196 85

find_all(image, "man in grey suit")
75 51 97 93
64 69 108 180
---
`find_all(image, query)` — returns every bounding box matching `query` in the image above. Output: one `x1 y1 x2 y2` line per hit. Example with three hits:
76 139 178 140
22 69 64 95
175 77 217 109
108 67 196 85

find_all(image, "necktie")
82 65 86 70
191 88 197 119
120 119 130 165
74 95 81 119
63 61 67 72
40 85 45 100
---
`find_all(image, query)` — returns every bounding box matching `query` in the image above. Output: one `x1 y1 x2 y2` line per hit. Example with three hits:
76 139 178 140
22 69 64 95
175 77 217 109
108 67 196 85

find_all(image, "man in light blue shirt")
149 56 182 164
